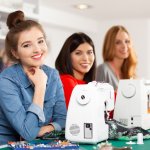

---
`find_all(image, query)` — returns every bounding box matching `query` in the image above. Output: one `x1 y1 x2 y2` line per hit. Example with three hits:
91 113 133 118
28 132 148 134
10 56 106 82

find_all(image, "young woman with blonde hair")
96 25 137 91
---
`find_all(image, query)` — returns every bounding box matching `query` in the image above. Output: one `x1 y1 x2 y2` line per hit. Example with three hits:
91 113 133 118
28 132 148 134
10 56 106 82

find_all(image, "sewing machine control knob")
76 92 91 105
81 95 85 99
121 83 136 98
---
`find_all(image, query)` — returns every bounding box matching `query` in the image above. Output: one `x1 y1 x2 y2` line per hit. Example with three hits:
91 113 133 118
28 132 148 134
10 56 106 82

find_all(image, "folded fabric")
106 119 150 141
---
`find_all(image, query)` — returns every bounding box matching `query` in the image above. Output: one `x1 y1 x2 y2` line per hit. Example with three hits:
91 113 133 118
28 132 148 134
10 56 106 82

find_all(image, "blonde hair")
102 25 137 79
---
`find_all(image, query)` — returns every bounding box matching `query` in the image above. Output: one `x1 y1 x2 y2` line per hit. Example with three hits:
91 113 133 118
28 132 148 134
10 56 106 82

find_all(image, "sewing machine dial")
76 91 91 105
121 83 136 98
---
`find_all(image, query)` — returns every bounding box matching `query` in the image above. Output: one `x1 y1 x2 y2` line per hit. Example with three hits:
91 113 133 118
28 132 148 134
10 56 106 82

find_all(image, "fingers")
28 68 35 75
25 67 36 76
25 67 47 87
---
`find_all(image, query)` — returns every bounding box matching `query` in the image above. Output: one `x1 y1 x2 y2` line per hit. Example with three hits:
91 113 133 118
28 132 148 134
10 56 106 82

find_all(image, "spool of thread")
137 133 144 144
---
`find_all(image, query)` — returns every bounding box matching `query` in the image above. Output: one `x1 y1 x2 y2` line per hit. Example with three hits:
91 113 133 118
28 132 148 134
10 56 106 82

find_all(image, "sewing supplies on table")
137 133 144 144
41 130 65 140
8 139 79 150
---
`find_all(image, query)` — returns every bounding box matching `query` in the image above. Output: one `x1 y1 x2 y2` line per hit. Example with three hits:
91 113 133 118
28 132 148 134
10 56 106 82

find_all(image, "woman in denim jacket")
0 10 67 144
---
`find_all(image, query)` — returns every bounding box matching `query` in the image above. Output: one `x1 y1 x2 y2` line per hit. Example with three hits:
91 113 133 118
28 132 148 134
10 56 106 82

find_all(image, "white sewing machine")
114 79 150 130
65 81 114 144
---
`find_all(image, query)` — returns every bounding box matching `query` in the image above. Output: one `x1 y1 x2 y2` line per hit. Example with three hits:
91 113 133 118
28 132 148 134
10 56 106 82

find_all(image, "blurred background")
0 0 150 78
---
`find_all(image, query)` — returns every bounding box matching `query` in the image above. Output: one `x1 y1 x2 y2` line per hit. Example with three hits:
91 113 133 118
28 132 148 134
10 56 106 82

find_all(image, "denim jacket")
0 64 67 144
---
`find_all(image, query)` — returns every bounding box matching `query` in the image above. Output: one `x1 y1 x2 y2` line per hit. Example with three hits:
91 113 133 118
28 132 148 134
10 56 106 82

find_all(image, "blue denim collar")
15 64 32 88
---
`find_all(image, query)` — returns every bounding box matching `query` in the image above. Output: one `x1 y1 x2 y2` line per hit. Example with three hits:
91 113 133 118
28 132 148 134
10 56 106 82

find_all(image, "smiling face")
70 42 95 80
12 27 48 71
114 30 130 60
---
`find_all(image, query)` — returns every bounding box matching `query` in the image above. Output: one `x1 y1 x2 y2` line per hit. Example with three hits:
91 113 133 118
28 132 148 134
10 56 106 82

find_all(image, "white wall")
147 20 150 78
39 6 100 68
39 6 150 79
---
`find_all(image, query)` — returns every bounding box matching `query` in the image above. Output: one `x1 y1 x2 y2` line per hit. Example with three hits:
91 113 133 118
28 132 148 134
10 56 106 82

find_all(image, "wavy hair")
102 25 137 78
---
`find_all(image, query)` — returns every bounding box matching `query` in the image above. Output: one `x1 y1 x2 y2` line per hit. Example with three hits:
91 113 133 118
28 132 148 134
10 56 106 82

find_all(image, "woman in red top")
55 32 96 108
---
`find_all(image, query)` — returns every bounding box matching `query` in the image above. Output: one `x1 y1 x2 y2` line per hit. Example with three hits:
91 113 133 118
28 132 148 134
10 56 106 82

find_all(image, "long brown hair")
102 25 137 79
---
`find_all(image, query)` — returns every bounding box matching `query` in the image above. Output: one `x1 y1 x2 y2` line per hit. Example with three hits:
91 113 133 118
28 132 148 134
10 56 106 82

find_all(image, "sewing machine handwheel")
121 83 136 98
76 92 91 105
